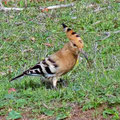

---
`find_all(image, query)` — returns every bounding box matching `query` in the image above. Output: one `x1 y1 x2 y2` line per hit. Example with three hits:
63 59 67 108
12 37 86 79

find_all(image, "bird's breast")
56 53 78 76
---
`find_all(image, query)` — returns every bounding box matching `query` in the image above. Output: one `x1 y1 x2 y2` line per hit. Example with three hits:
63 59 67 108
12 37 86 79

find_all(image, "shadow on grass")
13 78 68 90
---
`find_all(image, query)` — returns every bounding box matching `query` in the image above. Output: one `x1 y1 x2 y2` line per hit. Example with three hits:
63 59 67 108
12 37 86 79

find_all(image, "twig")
100 30 120 41
42 103 49 109
113 30 120 34
94 6 112 13
42 102 55 109
40 3 74 10
94 6 106 12
0 0 24 11
14 22 25 26
92 21 101 26
86 4 97 9
25 0 27 8
0 0 3 8
101 32 111 40
0 7 24 11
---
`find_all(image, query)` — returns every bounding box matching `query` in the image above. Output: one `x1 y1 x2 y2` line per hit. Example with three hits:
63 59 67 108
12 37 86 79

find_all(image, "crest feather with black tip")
62 23 84 49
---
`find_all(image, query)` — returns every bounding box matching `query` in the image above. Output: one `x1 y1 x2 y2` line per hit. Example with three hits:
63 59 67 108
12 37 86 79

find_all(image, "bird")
10 23 87 88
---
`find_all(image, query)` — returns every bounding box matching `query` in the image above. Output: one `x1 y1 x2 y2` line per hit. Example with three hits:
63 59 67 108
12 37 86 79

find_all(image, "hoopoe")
10 23 87 88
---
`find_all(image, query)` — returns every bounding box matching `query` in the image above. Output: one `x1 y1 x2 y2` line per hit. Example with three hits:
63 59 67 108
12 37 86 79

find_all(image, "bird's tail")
62 23 82 42
10 73 25 82
10 62 43 82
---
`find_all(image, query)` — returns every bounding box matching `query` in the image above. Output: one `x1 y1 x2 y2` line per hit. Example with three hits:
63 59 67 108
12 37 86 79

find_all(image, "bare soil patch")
1 104 120 120
66 104 120 120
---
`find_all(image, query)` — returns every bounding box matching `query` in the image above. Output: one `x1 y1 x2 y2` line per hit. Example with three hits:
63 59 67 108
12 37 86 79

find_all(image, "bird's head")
62 23 84 55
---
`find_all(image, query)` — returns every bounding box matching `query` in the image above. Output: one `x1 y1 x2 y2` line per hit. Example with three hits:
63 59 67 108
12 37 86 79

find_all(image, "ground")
1 104 120 120
0 0 120 120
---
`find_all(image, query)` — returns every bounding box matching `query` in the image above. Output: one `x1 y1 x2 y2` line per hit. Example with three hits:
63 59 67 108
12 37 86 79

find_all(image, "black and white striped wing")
10 57 58 81
24 57 58 78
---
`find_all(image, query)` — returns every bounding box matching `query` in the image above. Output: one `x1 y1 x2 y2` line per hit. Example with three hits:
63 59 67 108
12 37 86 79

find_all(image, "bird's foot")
58 78 68 87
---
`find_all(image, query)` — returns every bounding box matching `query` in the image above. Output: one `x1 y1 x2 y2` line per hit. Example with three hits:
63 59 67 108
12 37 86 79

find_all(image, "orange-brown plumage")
10 23 85 88
50 42 78 77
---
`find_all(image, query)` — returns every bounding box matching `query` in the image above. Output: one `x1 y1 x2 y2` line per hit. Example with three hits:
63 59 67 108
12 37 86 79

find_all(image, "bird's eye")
73 43 77 47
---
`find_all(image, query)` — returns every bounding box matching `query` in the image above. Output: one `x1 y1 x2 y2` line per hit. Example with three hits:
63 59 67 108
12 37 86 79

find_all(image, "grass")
0 0 120 119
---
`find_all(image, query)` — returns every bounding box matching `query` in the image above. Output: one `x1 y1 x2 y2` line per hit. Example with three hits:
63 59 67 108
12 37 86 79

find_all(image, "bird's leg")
58 78 68 87
52 77 58 89
59 78 64 83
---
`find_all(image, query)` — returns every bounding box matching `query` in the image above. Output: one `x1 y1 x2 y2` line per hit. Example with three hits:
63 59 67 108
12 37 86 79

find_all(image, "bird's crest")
62 23 84 50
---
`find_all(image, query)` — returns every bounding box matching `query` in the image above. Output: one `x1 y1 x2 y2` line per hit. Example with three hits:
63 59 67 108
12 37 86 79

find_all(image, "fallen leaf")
8 88 16 94
41 8 49 12
3 0 8 5
43 43 53 47
23 48 33 53
0 72 6 76
10 15 14 19
8 66 13 74
8 108 12 112
30 37 35 42
4 38 11 42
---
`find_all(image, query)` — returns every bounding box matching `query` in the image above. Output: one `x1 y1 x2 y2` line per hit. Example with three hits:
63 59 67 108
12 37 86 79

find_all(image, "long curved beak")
80 49 89 61
79 49 91 67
